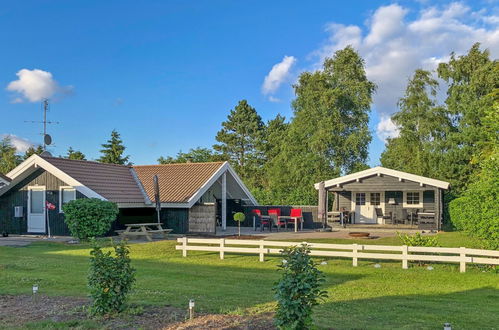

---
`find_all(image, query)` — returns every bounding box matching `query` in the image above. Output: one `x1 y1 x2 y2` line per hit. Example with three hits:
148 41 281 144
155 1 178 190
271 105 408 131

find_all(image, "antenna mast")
24 99 59 150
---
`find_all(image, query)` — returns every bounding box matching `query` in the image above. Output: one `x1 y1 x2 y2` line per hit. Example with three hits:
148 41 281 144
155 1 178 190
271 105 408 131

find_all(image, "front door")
28 186 46 233
354 192 376 224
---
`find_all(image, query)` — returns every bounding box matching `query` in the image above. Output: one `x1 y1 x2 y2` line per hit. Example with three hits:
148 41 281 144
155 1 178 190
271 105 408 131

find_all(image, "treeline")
0 129 130 173
159 44 497 211
159 47 375 205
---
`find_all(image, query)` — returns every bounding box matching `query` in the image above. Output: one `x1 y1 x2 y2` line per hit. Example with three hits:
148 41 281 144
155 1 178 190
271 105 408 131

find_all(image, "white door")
28 187 46 233
354 192 376 224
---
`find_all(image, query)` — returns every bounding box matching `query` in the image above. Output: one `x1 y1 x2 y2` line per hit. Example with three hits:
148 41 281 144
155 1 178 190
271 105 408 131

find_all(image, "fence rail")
175 237 499 273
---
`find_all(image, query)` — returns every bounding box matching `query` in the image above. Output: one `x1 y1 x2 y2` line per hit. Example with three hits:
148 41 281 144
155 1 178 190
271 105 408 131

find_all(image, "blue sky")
1 0 498 166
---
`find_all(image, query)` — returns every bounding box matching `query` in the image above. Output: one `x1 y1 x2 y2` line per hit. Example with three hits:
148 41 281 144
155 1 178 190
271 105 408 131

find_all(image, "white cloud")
262 56 297 98
6 69 71 103
376 116 400 143
310 2 499 142
1 134 35 153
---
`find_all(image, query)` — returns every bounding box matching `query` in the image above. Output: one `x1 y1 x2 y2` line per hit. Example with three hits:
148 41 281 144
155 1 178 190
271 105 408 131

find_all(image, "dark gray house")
0 155 256 236
316 167 450 230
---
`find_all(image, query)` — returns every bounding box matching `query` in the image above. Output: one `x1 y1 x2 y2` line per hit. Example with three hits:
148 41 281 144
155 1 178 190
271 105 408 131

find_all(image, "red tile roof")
133 162 225 203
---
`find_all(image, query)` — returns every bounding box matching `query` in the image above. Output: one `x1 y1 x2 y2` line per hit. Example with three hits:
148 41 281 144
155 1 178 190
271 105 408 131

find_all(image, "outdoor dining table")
119 223 172 241
277 216 303 232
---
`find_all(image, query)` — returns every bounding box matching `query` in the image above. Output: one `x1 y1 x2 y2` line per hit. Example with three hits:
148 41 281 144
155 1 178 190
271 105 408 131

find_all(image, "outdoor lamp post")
189 299 195 319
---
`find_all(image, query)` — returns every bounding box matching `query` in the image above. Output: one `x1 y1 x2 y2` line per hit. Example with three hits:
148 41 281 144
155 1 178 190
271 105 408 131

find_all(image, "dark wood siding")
0 169 79 236
161 208 189 234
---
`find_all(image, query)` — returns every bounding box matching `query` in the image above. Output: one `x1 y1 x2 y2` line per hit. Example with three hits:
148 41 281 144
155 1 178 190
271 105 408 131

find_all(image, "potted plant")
233 212 245 237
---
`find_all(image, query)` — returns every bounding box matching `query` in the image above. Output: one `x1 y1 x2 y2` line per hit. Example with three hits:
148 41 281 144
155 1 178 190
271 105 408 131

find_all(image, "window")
356 193 366 205
60 187 76 212
406 192 420 205
370 193 381 206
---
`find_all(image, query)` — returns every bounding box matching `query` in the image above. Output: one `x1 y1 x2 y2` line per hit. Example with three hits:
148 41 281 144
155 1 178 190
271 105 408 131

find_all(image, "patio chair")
268 209 286 231
252 209 271 232
279 208 304 230
375 208 391 224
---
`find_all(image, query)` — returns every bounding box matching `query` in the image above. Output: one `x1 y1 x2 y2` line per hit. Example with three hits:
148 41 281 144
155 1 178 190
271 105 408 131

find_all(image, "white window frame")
403 191 423 208
59 186 76 213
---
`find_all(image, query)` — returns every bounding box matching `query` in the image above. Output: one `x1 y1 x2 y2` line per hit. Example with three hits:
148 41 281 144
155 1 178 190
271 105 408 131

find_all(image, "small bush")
63 198 119 240
273 244 327 329
88 239 135 316
233 212 245 236
398 232 439 247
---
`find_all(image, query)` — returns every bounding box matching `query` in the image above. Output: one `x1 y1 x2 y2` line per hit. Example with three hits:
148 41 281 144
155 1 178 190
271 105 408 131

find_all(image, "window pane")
370 193 380 206
407 192 420 204
30 190 44 214
62 188 76 205
356 193 366 205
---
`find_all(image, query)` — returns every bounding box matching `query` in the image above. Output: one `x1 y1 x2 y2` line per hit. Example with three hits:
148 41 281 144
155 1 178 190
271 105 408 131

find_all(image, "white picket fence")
176 237 499 273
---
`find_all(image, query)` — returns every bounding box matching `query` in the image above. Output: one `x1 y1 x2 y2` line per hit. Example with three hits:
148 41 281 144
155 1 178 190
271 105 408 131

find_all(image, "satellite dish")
44 134 52 146
40 151 52 157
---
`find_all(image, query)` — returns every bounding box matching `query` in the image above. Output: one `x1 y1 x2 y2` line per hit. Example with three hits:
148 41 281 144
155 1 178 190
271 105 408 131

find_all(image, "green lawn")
0 232 497 329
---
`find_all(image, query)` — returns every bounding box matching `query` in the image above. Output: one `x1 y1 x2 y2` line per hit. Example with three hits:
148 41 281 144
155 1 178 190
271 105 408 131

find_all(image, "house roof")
0 173 11 183
133 162 225 203
0 155 256 207
315 166 450 190
42 157 146 203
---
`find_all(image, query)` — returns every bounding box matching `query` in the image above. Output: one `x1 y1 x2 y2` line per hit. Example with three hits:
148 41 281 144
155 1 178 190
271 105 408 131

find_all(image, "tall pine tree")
98 130 130 165
66 147 86 160
213 100 265 187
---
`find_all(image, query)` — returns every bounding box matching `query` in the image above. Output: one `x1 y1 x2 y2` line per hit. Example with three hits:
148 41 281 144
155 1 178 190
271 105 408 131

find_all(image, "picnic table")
117 223 172 241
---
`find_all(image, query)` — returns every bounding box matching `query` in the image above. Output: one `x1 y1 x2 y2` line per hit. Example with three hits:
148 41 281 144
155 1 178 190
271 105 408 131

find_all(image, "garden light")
189 299 195 319
32 284 39 295
444 323 452 330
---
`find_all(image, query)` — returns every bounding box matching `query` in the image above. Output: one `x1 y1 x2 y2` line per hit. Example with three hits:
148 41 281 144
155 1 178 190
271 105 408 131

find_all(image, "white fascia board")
225 163 258 205
186 162 228 208
1 155 107 200
160 202 190 208
186 162 258 208
315 166 450 190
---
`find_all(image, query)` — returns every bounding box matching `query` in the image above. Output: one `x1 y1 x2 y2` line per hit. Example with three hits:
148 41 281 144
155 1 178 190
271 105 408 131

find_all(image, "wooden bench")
118 223 172 241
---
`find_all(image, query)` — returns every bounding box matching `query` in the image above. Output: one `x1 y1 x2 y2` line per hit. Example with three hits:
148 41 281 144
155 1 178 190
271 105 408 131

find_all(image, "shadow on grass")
315 287 499 329
0 242 363 314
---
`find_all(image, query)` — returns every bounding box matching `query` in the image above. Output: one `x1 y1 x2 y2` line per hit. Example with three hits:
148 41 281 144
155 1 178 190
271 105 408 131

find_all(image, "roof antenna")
24 99 59 151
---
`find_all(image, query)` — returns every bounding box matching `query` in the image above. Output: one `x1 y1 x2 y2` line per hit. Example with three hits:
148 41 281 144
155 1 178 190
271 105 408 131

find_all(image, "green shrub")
449 150 499 249
63 198 119 240
88 239 135 316
273 244 327 329
397 232 439 247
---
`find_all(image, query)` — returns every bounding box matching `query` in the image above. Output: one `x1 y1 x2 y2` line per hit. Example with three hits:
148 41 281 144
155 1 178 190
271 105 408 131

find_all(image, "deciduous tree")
0 137 21 174
268 46 375 204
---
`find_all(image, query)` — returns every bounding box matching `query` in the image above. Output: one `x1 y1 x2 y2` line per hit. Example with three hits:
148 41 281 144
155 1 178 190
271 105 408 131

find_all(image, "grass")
0 231 497 329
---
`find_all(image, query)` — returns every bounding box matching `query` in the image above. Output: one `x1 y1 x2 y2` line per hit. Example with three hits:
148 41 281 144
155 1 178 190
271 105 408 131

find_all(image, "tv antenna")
24 99 59 150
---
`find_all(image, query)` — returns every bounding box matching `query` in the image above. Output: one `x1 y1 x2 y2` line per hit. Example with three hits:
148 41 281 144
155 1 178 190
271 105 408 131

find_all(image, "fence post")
220 238 225 260
352 244 358 267
182 237 188 257
402 245 408 269
460 247 466 273
259 240 265 262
